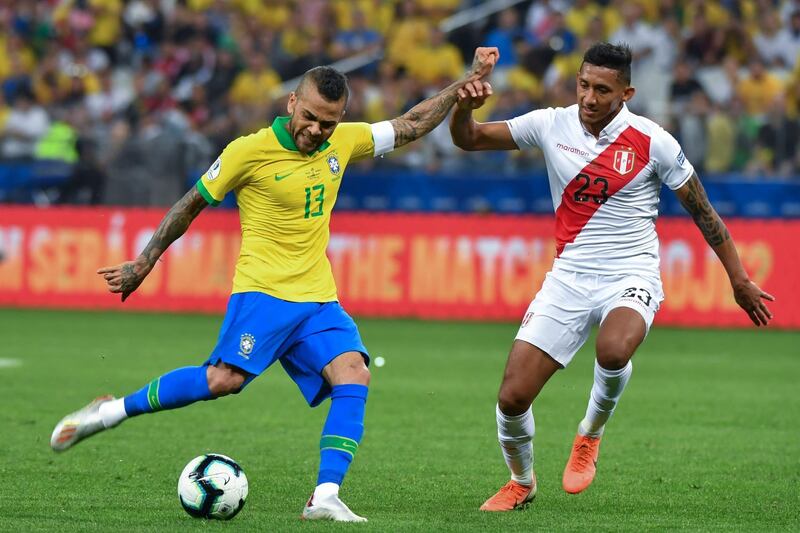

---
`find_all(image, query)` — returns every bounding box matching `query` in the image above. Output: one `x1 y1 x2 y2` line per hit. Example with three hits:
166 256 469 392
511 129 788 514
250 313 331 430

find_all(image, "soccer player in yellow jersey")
50 47 499 522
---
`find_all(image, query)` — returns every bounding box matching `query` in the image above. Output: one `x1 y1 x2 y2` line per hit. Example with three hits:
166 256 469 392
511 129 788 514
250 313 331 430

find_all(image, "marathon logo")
556 143 591 158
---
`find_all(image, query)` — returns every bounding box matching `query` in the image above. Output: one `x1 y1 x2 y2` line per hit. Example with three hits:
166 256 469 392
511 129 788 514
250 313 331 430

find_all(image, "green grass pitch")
1 308 798 531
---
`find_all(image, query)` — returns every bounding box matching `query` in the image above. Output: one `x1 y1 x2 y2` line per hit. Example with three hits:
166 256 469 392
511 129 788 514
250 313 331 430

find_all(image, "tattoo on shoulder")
679 174 730 247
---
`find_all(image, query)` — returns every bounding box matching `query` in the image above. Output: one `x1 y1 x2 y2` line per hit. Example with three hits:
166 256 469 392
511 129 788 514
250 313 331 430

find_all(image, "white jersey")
507 103 694 277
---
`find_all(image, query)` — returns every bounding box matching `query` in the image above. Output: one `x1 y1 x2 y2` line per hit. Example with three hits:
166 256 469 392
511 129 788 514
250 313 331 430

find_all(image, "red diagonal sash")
554 126 651 257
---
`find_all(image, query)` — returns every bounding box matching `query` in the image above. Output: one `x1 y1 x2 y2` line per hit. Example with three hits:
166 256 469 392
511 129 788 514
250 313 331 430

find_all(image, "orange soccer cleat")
479 476 537 512
562 433 602 494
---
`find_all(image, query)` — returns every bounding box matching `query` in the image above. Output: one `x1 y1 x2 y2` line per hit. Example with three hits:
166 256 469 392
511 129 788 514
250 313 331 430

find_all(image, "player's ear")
287 92 297 114
622 86 635 102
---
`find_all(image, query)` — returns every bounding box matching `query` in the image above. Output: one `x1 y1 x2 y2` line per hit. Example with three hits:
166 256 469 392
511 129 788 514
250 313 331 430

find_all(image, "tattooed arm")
389 47 498 149
97 187 209 301
675 173 774 325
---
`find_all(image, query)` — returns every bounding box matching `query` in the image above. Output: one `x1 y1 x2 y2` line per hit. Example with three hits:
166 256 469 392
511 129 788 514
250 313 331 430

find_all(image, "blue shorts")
204 292 369 407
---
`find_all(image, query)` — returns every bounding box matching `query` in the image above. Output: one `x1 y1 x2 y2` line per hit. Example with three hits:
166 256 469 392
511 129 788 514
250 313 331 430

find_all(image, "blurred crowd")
1 0 799 206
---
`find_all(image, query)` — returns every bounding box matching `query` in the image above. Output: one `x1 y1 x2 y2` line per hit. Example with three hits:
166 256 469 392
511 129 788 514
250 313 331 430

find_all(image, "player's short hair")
582 42 632 85
298 66 349 104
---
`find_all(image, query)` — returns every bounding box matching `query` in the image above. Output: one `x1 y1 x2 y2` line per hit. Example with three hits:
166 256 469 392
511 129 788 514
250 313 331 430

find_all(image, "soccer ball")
177 454 248 520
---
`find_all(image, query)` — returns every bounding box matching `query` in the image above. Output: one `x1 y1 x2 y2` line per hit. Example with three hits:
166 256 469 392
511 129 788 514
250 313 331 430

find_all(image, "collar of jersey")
581 103 629 140
271 116 331 155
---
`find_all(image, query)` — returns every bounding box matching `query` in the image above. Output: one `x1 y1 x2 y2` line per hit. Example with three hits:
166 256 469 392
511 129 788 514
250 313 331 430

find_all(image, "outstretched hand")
97 257 152 302
732 279 775 326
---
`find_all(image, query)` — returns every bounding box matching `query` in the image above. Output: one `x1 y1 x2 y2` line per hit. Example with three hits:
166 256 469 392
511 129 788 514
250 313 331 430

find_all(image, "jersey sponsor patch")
206 158 221 181
556 142 591 158
676 150 686 166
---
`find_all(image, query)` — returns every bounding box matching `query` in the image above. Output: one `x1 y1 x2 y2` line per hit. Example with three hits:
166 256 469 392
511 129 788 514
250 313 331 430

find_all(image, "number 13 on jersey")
304 185 325 218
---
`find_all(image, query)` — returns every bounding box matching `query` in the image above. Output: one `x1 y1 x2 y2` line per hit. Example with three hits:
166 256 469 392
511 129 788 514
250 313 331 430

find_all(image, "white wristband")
370 120 395 157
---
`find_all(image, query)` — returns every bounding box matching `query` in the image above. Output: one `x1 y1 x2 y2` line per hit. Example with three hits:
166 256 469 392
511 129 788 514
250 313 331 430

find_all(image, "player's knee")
348 362 371 386
497 385 531 416
595 337 635 370
325 353 370 386
335 359 371 386
207 364 247 397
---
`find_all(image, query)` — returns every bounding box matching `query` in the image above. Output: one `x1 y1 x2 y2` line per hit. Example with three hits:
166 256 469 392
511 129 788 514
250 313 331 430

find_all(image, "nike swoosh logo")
275 172 293 181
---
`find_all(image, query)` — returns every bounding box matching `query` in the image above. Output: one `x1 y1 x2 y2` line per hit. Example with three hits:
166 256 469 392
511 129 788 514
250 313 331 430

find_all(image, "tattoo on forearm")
390 86 460 148
141 187 207 267
679 174 731 247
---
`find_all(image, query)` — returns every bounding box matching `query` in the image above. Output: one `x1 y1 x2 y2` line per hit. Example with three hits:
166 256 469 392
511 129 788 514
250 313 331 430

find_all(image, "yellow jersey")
197 117 376 302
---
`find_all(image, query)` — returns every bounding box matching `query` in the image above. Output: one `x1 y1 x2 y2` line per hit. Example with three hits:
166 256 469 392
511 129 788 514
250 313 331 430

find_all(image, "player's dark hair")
582 42 632 85
298 66 349 103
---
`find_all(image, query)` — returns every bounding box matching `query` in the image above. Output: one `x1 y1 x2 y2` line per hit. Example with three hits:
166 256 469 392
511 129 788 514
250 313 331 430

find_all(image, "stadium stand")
0 0 798 214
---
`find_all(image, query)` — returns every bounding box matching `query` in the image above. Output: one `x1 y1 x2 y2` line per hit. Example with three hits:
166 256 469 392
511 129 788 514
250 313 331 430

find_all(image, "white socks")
579 360 633 438
99 398 128 428
495 404 534 486
313 482 339 501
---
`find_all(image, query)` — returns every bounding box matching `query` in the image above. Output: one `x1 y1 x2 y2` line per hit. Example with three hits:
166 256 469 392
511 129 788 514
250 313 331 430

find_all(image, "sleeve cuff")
670 168 694 191
196 179 221 206
505 118 525 149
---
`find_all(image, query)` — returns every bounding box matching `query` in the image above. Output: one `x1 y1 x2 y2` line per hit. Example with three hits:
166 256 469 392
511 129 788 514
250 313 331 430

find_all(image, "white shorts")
515 268 664 368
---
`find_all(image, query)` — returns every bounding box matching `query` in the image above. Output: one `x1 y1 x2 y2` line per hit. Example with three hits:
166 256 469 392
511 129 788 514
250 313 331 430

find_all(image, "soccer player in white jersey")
449 42 775 511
